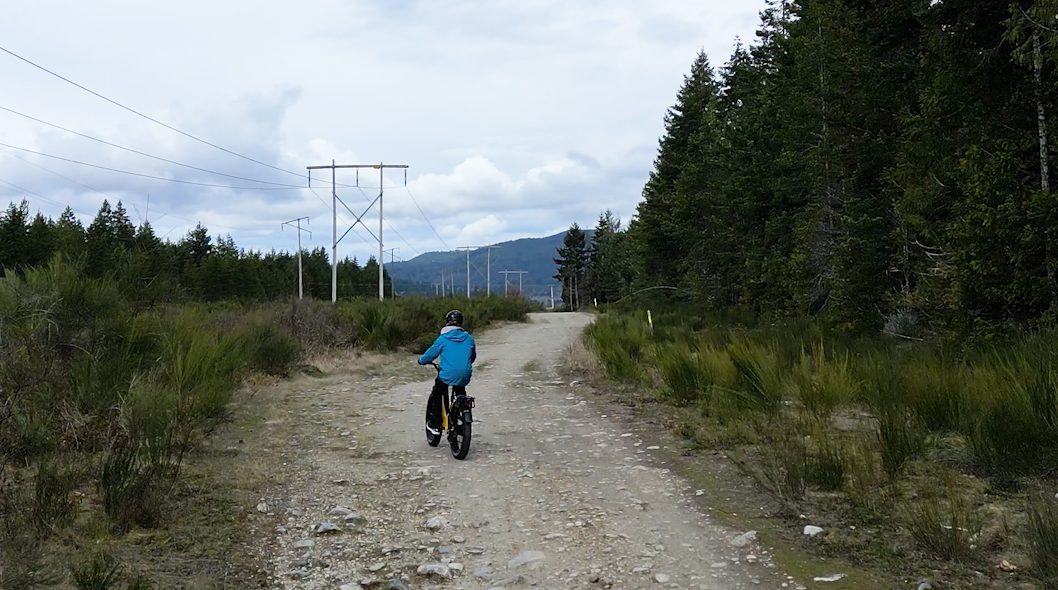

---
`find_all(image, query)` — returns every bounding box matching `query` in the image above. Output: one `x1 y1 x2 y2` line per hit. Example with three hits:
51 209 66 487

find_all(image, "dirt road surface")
251 313 803 590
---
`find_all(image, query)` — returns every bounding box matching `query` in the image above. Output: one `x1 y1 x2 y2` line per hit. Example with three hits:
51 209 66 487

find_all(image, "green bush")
243 323 302 376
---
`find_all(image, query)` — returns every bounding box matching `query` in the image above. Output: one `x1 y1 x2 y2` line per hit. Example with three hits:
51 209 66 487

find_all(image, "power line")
1 150 272 233
0 104 305 188
0 45 386 193
0 44 311 183
0 176 93 216
0 141 300 191
2 147 125 205
403 184 450 250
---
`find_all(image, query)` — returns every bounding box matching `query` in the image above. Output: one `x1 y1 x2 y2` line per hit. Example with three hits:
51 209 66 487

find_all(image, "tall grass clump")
728 338 786 413
790 342 857 421
877 405 927 479
845 437 886 518
657 341 738 406
1027 495 1058 587
584 315 649 383
808 433 848 491
657 342 706 405
32 456 83 537
962 358 1058 474
903 473 981 561
902 356 967 433
72 553 121 590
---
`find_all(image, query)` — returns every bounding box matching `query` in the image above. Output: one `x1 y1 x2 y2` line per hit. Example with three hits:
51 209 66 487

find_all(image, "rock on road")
255 312 797 590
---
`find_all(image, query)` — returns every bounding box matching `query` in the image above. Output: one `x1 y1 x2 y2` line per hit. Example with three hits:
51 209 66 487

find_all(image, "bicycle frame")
429 362 474 434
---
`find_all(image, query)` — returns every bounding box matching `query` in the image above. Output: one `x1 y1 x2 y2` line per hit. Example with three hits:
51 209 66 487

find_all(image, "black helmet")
445 310 464 326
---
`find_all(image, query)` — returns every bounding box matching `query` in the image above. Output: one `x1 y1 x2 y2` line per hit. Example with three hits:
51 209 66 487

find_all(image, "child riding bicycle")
418 310 476 440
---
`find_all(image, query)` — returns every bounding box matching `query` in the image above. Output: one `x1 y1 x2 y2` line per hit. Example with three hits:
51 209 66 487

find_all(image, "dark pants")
427 378 466 430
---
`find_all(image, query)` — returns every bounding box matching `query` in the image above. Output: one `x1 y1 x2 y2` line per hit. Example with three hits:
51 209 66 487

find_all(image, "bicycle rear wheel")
449 409 472 460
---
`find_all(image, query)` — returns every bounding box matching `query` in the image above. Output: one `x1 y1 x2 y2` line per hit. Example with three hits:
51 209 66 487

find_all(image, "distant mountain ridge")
385 230 593 300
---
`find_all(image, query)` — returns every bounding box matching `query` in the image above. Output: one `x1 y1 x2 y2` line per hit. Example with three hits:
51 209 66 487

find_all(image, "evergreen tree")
54 207 85 261
184 223 212 264
554 223 588 309
0 199 30 273
634 52 722 287
26 212 56 269
85 200 116 276
587 211 631 304
111 201 136 250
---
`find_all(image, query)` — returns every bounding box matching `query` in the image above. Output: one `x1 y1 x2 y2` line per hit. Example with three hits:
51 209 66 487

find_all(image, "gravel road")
253 312 801 590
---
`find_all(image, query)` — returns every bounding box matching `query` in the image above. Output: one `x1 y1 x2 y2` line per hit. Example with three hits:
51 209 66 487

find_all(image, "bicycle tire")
450 409 472 460
425 401 441 447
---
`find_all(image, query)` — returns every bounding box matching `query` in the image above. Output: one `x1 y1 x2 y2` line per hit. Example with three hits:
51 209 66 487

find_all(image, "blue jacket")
419 327 476 386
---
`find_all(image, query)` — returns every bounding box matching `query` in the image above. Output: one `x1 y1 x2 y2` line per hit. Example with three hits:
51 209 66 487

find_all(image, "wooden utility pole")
306 161 409 302
281 216 311 299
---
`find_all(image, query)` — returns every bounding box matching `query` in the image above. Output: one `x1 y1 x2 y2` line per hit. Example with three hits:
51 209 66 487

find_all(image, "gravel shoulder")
249 312 804 590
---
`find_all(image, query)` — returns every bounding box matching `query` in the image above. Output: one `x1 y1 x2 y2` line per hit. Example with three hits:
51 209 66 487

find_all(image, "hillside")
386 230 593 300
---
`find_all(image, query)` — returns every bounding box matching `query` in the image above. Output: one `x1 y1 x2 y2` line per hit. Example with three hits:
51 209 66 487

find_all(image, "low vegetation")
580 307 1058 589
0 257 534 588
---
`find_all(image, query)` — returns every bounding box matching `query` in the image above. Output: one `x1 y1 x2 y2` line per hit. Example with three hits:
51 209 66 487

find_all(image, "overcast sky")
0 0 768 263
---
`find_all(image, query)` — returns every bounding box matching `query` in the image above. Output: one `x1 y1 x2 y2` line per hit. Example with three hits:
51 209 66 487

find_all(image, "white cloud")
0 0 769 261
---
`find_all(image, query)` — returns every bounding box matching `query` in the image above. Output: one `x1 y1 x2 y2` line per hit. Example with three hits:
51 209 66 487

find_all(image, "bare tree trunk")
1036 30 1050 193
1035 30 1058 311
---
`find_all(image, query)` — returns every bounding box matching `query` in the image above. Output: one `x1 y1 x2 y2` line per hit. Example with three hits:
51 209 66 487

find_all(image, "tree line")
0 198 392 303
557 0 1058 336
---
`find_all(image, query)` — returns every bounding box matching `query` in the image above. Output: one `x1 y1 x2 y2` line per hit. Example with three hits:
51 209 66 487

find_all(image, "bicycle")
424 362 475 460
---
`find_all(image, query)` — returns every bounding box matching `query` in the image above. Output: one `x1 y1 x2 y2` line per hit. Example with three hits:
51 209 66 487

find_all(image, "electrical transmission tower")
456 245 501 297
498 270 528 297
281 216 311 299
306 160 409 302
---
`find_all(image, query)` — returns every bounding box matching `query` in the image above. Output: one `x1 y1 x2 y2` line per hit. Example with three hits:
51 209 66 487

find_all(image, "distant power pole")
457 246 478 297
306 161 409 302
281 216 311 299
385 247 400 264
485 245 499 296
498 270 528 297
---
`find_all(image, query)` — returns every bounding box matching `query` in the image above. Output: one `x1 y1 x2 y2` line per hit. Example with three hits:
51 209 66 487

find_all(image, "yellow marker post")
647 309 654 331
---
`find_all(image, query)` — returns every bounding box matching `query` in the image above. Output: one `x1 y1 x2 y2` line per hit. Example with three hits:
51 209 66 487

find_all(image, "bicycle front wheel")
425 398 442 447
450 409 472 460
